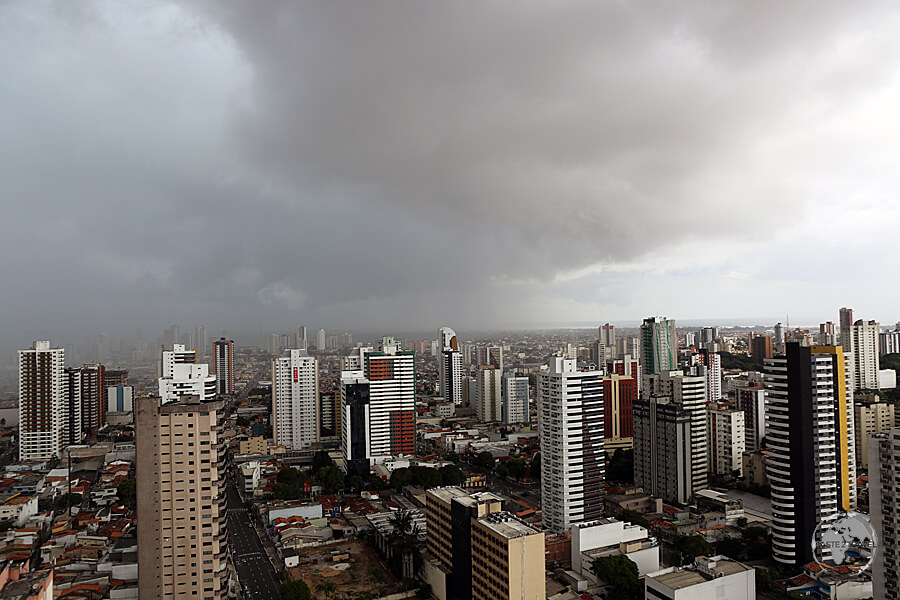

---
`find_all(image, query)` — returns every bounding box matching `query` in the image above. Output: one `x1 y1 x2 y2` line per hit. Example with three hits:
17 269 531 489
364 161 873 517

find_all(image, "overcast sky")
3 0 900 350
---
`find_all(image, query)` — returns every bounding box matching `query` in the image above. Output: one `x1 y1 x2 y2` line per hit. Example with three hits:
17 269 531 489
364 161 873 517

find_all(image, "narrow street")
227 478 281 599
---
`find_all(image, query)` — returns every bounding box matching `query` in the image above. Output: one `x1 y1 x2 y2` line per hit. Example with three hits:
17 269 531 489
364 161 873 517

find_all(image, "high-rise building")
750 336 773 365
212 338 234 395
607 355 641 396
734 383 766 452
689 350 722 402
272 349 319 450
79 363 106 433
316 328 326 351
163 325 180 348
599 323 616 350
819 321 837 345
438 327 463 405
698 327 718 345
136 396 228 600
602 374 637 453
471 512 545 600
476 367 502 422
340 338 416 473
319 392 340 438
103 369 128 417
539 357 604 532
476 346 503 370
107 385 134 415
854 400 894 466
425 487 546 600
462 375 476 408
635 370 708 504
765 343 856 564
633 395 693 504
774 322 785 345
839 307 854 343
268 333 280 356
296 326 308 349
845 320 881 391
194 325 207 356
501 373 529 424
19 341 65 461
640 316 677 375
880 330 900 356
706 402 745 477
869 427 900 600
616 337 640 360
158 344 215 404
62 367 83 447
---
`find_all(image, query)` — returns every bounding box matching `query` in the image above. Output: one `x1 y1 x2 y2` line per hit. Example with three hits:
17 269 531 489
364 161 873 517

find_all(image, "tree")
312 450 334 474
387 509 422 579
506 457 526 480
445 451 461 464
117 478 137 506
368 475 386 491
607 449 634 484
236 416 250 428
591 555 641 600
0 418 6 427
280 580 312 600
349 475 365 494
473 451 495 472
495 462 509 478
316 580 339 599
619 509 648 528
317 465 345 494
673 534 711 564
390 468 412 490
439 464 464 486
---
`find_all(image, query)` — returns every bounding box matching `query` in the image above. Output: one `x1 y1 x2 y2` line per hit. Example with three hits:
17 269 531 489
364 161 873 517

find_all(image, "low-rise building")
570 518 659 581
645 555 755 599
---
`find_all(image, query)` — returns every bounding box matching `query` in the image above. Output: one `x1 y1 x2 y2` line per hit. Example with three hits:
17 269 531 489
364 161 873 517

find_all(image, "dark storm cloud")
1 0 899 352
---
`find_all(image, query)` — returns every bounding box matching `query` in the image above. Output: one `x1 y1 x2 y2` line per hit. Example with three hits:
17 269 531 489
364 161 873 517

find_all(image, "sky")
3 0 900 351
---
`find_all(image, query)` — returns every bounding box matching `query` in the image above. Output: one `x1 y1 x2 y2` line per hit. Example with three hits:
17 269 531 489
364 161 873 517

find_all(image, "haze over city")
3 1 900 355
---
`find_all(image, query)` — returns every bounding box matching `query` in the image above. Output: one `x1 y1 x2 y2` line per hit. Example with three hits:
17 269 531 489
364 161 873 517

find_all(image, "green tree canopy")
506 457 526 480
316 465 345 494
607 449 634 484
312 451 335 474
117 477 136 506
473 451 495 472
591 554 641 600
280 579 312 600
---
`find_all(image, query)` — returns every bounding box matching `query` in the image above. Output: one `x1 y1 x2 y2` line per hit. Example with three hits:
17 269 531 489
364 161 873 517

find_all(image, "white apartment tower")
158 344 216 404
635 370 708 504
845 319 881 391
870 427 900 600
272 349 320 450
706 402 746 477
502 373 530 424
340 338 416 473
539 357 605 532
476 367 502 422
19 341 65 461
438 327 463 405
316 328 326 351
765 343 856 565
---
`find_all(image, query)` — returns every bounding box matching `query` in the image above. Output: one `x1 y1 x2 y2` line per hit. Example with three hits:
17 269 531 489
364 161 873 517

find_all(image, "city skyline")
3 2 900 348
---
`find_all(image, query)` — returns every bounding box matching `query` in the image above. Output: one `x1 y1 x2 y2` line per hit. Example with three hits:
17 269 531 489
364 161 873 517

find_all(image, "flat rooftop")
478 511 541 539
427 486 471 504
651 556 751 590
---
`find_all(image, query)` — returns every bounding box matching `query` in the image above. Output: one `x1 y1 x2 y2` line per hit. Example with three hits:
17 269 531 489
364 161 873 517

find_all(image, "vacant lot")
287 539 402 599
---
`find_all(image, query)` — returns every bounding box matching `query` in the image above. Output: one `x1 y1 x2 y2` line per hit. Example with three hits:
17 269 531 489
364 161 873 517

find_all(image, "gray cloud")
1 0 900 354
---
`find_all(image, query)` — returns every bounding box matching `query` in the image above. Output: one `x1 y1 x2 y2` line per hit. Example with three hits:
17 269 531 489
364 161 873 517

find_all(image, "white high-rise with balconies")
158 344 215 404
476 367 502 422
870 427 900 600
438 327 463 405
539 357 604 532
19 341 65 461
844 319 881 391
272 349 319 450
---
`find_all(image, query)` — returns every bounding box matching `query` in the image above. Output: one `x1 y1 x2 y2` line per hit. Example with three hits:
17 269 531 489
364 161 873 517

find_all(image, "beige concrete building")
471 512 545 600
855 400 895 466
238 435 267 455
425 487 545 600
741 450 768 487
136 396 228 600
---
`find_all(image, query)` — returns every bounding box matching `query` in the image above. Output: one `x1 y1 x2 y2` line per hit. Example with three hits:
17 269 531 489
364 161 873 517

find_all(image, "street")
226 480 281 600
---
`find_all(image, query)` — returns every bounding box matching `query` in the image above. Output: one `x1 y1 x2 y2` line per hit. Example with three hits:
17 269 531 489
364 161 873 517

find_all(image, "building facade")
211 338 234 395
539 357 605 532
869 428 900 600
272 349 319 450
855 400 895 466
475 367 502 423
706 403 745 478
734 384 766 452
641 316 677 375
602 374 636 452
136 396 228 600
19 341 65 461
438 327 463 406
765 344 856 565
158 344 215 404
501 373 529 424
